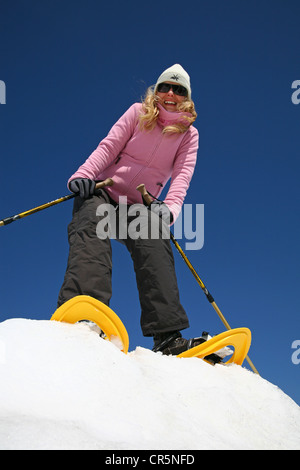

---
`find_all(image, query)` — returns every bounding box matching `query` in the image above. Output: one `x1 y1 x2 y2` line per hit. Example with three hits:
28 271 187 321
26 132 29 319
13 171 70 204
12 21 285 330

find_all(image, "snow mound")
0 318 299 450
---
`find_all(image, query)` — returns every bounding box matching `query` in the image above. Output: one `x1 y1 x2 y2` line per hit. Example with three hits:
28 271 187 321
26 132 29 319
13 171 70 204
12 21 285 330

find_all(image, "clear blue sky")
1 0 299 405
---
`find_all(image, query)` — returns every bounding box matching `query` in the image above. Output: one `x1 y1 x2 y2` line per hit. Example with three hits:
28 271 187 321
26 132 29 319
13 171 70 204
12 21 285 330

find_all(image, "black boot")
152 330 223 363
152 331 189 355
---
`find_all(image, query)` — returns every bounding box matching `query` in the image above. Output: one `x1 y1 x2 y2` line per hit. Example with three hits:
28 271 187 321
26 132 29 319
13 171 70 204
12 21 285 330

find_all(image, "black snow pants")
57 190 189 337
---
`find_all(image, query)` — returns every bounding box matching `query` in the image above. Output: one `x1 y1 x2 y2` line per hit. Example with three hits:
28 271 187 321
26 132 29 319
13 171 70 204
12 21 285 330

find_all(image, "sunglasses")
157 82 188 97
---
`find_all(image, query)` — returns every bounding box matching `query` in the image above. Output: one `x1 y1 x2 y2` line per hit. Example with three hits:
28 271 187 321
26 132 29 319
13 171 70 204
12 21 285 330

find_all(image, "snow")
0 318 299 450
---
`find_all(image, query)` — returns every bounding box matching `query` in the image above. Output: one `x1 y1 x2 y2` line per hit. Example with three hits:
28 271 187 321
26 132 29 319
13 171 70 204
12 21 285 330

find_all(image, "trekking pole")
0 178 114 227
136 184 260 375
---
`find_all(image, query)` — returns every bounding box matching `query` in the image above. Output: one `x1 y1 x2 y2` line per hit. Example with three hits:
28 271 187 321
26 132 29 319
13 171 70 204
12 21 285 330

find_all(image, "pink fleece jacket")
68 103 199 223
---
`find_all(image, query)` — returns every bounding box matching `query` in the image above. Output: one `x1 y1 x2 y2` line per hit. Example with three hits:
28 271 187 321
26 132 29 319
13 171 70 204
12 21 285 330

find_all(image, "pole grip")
96 178 114 190
136 184 153 206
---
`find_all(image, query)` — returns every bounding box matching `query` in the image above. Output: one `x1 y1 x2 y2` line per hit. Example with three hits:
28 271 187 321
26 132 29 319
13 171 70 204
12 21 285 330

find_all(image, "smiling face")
156 81 187 112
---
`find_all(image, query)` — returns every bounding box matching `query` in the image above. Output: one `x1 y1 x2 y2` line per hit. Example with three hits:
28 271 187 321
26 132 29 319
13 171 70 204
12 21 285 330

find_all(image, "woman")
58 64 199 355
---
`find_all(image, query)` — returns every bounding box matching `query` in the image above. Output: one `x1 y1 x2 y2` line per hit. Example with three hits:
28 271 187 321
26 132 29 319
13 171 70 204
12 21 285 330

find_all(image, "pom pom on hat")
155 64 191 99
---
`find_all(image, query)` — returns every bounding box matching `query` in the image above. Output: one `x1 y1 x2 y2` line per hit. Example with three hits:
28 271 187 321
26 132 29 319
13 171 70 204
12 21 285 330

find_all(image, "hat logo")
170 74 180 81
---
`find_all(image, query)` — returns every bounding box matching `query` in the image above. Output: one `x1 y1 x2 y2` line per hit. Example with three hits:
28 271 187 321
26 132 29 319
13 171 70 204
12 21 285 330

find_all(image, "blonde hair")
139 86 197 134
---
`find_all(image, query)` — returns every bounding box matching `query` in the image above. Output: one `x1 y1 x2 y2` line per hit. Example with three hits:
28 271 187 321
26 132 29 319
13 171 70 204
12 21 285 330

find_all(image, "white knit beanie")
154 64 191 99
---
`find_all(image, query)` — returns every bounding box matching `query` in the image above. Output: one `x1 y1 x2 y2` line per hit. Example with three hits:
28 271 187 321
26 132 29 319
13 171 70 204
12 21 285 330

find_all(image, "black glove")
69 178 96 199
150 201 173 224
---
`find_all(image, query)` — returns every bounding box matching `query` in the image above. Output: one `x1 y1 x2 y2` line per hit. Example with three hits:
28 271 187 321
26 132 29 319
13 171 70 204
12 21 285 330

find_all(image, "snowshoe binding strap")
152 332 182 353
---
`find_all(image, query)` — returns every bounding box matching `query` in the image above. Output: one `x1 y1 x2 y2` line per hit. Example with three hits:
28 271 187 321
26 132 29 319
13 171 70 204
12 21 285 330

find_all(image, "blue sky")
1 0 299 406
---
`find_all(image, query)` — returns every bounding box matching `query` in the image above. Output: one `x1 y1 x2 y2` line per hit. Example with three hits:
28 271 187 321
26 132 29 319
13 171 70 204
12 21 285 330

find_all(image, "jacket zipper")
129 133 164 190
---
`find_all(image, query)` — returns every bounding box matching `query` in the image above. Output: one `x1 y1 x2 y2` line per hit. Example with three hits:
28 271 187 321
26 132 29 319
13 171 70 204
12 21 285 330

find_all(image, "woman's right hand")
69 178 96 199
